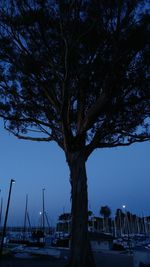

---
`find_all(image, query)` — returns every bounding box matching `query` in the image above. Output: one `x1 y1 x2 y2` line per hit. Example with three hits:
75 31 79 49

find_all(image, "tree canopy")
100 205 111 218
0 0 149 160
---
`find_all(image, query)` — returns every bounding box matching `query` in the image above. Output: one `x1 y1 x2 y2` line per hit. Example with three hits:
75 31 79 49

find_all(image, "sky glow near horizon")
0 122 150 227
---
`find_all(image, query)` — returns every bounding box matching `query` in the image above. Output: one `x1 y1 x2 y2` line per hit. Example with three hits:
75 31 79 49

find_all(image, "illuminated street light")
0 179 15 255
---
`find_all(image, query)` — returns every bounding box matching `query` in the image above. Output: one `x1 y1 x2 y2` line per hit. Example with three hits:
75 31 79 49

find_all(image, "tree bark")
66 151 96 267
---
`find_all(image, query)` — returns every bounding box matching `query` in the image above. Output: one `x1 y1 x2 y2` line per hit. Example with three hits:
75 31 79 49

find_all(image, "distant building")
53 229 114 250
56 213 71 234
55 212 114 250
88 216 103 232
89 232 114 251
56 212 105 234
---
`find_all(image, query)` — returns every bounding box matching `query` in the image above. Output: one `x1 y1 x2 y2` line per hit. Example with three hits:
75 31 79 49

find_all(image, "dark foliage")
100 206 111 218
0 0 149 157
59 213 71 221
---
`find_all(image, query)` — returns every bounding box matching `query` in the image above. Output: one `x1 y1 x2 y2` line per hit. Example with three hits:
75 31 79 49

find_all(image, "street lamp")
122 204 132 252
0 179 15 256
122 204 126 234
38 211 42 227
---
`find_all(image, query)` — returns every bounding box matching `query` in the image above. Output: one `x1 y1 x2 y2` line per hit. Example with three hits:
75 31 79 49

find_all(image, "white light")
39 211 42 215
122 205 126 209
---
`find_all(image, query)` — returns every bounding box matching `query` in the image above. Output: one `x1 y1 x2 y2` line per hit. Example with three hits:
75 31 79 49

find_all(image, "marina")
0 187 150 266
1 221 150 267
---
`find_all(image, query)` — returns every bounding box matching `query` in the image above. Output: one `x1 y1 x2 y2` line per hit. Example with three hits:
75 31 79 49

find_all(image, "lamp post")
39 211 42 228
0 179 15 255
122 204 132 252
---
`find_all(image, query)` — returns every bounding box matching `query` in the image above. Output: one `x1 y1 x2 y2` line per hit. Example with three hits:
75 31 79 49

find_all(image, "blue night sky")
0 121 150 227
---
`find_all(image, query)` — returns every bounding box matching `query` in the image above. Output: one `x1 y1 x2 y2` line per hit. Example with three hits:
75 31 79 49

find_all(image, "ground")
0 250 133 267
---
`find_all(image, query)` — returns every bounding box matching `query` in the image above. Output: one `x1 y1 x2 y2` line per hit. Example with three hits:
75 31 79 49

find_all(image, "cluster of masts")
23 190 50 236
0 179 51 254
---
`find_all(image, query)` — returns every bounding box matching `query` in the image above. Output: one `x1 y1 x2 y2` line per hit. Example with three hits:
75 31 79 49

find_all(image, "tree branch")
82 92 108 132
85 131 150 159
0 114 51 127
4 126 53 142
15 134 53 142
97 137 150 148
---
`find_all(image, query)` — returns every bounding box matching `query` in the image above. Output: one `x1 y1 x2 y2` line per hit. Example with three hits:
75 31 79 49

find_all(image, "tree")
59 213 71 222
0 1 149 266
100 205 111 232
100 206 111 219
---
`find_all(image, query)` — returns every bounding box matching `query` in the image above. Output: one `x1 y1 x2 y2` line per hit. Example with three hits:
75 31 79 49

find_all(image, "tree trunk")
66 152 96 267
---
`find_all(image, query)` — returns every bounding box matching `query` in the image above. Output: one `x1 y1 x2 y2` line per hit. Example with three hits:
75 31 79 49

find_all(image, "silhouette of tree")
100 206 111 218
59 213 71 221
0 1 149 266
100 205 111 232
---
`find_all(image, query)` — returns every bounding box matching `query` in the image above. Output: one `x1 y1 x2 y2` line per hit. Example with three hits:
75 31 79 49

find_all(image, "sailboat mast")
0 197 3 227
42 188 45 235
23 194 28 239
